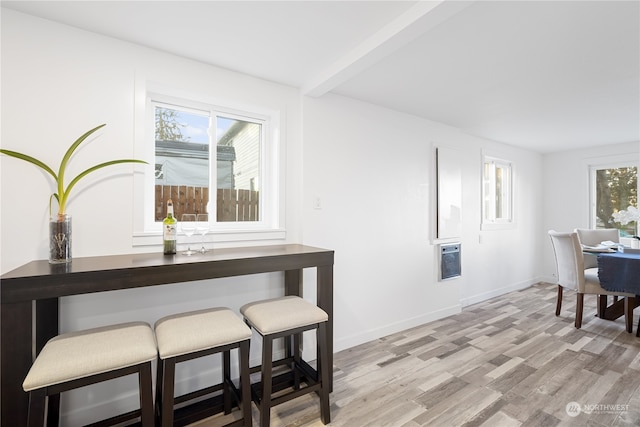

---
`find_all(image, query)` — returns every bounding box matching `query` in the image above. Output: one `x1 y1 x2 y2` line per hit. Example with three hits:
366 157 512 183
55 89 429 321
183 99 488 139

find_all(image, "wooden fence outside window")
155 185 259 222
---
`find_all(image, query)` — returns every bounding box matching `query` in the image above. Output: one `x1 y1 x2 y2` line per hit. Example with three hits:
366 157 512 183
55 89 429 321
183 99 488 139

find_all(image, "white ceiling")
3 0 639 153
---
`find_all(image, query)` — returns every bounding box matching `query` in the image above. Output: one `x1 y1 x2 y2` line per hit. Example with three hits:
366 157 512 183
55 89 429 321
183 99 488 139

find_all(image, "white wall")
3 8 547 425
541 141 640 281
1 10 302 272
1 10 301 425
302 94 545 351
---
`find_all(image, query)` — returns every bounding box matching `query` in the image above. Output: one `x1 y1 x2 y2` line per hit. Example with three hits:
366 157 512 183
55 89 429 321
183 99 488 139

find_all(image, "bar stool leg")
318 323 331 425
139 362 154 427
27 388 46 427
261 336 274 427
239 340 252 426
161 358 176 427
46 393 60 427
223 350 232 414
293 333 301 390
155 359 164 425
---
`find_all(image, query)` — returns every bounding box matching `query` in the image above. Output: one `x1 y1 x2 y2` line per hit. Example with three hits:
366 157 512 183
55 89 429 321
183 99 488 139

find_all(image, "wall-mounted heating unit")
439 243 461 281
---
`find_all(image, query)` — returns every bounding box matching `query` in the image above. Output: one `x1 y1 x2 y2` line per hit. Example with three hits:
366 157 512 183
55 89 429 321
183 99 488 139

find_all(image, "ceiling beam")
301 0 474 97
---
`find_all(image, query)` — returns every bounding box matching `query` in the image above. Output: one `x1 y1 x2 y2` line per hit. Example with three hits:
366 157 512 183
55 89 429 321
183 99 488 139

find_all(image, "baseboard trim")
334 304 462 353
460 278 540 308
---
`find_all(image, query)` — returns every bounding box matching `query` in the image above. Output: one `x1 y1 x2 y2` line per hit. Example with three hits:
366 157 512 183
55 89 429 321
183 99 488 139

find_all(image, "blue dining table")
597 251 640 294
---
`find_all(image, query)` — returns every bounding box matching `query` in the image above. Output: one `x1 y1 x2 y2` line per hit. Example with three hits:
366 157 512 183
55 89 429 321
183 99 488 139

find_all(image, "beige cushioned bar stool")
22 321 157 427
240 296 330 427
154 308 252 427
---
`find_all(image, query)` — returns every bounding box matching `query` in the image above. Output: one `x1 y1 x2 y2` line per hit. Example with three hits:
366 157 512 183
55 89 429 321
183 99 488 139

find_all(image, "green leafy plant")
0 124 147 218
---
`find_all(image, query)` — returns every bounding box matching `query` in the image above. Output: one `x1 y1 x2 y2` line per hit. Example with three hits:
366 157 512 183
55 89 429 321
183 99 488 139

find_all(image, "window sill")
133 229 286 247
481 222 515 231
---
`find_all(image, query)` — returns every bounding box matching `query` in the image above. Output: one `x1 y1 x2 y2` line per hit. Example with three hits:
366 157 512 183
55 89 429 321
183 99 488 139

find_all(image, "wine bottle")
163 198 177 255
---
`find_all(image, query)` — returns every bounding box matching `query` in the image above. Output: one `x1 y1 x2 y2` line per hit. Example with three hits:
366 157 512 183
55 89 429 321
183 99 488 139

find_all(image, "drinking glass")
180 214 197 255
196 213 209 253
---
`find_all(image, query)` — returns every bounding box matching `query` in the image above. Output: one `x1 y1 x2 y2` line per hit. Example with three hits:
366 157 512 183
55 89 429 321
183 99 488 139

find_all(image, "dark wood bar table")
1 244 334 426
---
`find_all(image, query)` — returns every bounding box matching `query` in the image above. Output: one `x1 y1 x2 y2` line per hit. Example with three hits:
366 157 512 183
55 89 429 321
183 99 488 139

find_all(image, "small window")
134 89 283 245
153 103 263 224
482 156 513 228
590 163 637 236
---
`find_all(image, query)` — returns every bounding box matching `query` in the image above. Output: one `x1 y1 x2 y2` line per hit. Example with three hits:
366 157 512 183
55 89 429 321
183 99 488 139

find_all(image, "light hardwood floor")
192 282 640 427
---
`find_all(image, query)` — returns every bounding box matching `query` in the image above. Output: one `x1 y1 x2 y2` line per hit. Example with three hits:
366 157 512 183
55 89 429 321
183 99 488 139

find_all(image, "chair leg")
223 350 232 414
46 393 60 427
597 295 607 318
624 296 635 333
160 358 176 427
317 323 331 425
260 336 273 427
155 357 163 425
293 333 302 390
575 293 584 328
239 340 252 427
27 388 47 427
138 362 154 427
555 285 563 316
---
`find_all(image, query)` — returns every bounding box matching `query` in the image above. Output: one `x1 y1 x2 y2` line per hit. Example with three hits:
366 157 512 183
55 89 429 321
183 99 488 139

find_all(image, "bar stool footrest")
250 360 321 406
171 393 231 427
158 379 244 427
173 383 224 406
84 409 143 427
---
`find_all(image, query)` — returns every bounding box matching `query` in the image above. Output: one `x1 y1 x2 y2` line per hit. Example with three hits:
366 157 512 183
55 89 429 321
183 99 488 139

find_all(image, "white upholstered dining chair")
575 228 619 268
548 230 635 331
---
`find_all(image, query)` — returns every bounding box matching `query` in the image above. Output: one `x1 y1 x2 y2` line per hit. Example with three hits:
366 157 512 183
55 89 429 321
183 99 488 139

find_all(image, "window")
153 102 262 222
134 88 283 244
482 156 513 228
590 162 637 236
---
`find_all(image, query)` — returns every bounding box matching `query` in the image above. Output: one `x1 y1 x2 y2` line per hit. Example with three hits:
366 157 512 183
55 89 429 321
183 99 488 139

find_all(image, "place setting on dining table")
580 236 640 334
595 207 640 299
581 239 640 292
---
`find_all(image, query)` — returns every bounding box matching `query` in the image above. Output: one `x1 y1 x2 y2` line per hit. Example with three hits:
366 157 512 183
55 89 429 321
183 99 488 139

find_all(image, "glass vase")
49 214 72 264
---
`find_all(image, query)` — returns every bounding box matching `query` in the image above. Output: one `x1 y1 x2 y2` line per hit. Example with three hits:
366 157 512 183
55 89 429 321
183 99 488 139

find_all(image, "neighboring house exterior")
155 119 259 192
155 140 236 189
217 120 261 192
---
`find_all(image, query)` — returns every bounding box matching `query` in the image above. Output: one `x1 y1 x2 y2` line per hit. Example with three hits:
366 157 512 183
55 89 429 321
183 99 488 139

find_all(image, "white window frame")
132 81 284 246
587 155 638 229
481 154 514 230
